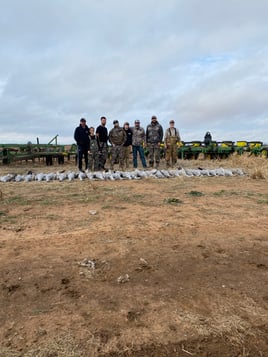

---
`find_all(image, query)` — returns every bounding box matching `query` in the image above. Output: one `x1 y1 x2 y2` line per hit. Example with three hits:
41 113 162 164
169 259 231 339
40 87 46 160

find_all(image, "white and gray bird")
15 174 24 182
223 169 233 176
68 171 76 181
36 173 45 182
120 171 132 180
160 170 171 178
24 173 35 182
78 171 86 180
0 174 15 182
214 167 225 176
93 171 105 180
45 172 56 182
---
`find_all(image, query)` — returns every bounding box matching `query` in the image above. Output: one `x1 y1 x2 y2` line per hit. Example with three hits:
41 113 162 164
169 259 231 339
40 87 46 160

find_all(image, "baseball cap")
80 118 86 122
113 120 119 124
135 120 140 124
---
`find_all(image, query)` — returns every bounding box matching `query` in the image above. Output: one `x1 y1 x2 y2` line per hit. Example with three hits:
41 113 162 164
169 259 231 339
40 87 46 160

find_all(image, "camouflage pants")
88 149 99 171
165 144 178 166
147 143 161 167
110 145 125 169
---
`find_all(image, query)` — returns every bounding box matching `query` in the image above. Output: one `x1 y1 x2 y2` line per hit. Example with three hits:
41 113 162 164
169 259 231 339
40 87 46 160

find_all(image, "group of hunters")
74 115 181 172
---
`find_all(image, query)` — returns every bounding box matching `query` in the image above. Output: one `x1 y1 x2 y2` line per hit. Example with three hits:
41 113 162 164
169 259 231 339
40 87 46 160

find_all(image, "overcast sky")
1 0 268 144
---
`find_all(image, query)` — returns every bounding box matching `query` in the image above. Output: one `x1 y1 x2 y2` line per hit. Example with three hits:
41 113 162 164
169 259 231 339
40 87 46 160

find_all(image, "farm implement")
0 136 77 165
177 140 268 159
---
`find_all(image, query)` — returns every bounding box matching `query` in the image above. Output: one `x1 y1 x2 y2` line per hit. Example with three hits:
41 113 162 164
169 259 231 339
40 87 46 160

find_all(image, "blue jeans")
132 145 147 168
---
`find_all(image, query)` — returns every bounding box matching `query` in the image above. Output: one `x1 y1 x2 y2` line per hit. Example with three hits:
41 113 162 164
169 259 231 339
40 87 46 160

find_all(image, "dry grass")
0 156 267 357
227 155 268 180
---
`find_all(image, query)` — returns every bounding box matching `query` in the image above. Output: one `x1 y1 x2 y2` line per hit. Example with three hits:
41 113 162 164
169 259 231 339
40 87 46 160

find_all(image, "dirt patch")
0 157 268 356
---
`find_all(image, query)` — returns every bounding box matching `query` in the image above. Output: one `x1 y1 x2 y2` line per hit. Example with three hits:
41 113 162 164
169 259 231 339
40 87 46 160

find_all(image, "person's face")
114 122 119 128
101 118 106 126
170 122 175 127
89 127 94 135
124 124 129 130
135 122 140 128
151 117 157 123
80 120 86 127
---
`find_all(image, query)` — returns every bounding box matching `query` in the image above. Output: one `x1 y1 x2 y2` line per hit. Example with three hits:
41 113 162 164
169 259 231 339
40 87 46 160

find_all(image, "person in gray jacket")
109 120 127 170
145 115 163 168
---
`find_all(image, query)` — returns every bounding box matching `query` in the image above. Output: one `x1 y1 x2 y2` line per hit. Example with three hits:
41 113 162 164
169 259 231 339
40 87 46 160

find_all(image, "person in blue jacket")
74 118 90 172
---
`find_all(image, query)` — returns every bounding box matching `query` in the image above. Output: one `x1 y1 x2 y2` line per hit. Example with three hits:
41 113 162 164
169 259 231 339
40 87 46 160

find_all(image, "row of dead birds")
0 167 245 182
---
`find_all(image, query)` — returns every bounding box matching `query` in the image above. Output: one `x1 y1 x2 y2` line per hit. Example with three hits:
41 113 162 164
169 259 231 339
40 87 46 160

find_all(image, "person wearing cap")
96 116 108 170
145 115 163 169
108 120 127 170
164 120 181 168
123 122 133 169
132 120 147 169
74 118 90 172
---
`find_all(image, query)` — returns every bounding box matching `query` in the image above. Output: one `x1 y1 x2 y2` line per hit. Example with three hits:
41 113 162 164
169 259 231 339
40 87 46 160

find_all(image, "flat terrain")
0 156 267 356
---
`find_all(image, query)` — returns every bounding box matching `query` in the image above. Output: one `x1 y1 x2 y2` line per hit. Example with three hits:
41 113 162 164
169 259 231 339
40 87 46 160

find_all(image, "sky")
1 0 268 145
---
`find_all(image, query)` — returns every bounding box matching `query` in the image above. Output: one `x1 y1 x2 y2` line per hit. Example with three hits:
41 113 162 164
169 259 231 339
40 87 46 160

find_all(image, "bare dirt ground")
0 156 267 357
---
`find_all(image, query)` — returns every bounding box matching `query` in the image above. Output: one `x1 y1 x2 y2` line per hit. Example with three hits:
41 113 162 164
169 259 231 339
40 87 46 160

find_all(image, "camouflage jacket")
132 126 146 146
109 127 127 146
146 122 163 144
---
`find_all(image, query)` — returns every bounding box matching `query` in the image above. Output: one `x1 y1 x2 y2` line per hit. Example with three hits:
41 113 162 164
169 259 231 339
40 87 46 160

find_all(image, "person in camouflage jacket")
109 120 127 170
145 115 163 168
88 127 99 171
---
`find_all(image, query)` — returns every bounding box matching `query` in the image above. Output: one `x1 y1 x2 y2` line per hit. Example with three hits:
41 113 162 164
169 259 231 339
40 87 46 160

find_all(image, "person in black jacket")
96 116 109 170
204 131 212 146
74 118 90 172
123 122 133 169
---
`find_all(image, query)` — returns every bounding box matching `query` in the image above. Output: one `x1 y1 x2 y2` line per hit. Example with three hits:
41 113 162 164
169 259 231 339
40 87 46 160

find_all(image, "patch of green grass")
101 205 126 210
187 190 204 197
31 308 50 315
164 197 183 205
213 190 239 196
0 214 18 224
45 214 60 220
39 198 57 206
257 199 268 204
4 195 29 205
213 190 226 196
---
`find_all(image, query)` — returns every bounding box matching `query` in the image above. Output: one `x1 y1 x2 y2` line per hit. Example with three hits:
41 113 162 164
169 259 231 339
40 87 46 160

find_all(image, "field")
0 156 268 356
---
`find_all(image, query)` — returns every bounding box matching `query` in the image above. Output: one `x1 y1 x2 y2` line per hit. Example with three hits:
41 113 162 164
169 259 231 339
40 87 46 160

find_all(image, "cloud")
1 0 268 144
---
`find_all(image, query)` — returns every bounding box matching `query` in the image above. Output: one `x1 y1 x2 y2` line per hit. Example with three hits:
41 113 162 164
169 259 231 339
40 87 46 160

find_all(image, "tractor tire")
261 149 268 158
197 152 205 160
